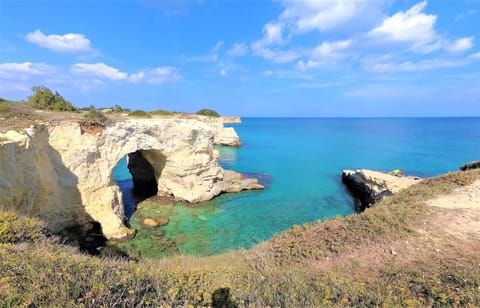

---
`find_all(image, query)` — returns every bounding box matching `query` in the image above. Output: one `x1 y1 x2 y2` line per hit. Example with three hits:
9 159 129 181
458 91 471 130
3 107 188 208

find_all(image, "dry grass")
1 170 480 306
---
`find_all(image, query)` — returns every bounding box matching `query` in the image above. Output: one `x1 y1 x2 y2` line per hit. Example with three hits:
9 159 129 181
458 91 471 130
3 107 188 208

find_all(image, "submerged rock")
342 169 422 211
153 216 169 226
141 218 160 229
460 160 480 171
140 216 169 229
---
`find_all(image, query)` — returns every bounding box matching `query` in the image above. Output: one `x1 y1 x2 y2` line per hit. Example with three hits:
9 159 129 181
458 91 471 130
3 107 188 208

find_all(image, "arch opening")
112 149 166 220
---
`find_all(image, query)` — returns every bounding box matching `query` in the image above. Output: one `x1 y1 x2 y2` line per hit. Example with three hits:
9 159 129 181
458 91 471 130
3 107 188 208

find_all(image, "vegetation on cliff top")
1 170 479 307
27 86 76 112
196 108 220 117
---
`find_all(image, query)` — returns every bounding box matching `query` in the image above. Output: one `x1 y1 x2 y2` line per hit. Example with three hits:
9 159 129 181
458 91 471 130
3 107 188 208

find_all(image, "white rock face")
0 127 91 233
0 118 262 239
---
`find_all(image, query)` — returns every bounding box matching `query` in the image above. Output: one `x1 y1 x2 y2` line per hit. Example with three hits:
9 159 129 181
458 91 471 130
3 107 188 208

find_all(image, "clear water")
113 117 480 257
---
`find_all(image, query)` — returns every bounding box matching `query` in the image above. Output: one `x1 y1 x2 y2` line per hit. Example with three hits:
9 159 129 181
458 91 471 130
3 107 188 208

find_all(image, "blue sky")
1 0 479 116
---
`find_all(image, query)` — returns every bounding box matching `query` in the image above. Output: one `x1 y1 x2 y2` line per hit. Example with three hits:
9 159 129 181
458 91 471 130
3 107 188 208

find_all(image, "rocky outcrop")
342 169 422 211
460 160 480 171
222 116 242 124
216 127 242 147
0 118 263 239
194 116 242 147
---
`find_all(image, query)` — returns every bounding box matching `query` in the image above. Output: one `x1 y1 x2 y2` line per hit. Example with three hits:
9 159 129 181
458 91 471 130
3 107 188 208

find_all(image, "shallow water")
113 117 480 258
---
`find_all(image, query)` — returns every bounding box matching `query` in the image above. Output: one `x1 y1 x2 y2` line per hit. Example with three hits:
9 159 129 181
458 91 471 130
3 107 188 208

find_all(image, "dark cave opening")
113 150 166 220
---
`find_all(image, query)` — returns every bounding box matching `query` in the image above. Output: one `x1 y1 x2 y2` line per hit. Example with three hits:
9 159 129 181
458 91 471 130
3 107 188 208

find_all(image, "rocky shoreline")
342 169 422 211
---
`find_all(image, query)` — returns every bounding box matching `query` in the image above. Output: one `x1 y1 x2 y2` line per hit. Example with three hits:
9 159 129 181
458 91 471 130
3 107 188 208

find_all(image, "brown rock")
153 216 169 226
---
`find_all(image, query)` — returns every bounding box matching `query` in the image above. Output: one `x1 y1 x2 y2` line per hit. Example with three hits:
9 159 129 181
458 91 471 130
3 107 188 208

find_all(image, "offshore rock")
0 118 262 239
460 160 480 171
342 169 422 211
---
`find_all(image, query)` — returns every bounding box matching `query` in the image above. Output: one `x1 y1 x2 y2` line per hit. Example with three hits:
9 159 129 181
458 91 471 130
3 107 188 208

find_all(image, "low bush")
150 109 173 116
0 212 43 244
196 109 220 117
128 110 152 118
84 109 108 124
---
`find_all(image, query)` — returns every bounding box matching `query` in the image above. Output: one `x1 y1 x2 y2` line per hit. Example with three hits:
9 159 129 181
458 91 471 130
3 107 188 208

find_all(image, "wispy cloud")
227 43 248 57
129 67 182 84
367 53 480 73
25 30 94 53
0 61 182 95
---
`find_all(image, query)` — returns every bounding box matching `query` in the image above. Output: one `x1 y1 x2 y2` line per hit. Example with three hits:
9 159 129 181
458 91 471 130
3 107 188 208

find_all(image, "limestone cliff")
342 169 422 211
0 118 262 239
193 116 242 147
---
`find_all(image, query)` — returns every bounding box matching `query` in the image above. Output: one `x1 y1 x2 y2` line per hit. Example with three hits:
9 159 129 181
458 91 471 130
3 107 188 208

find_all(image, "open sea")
113 117 480 258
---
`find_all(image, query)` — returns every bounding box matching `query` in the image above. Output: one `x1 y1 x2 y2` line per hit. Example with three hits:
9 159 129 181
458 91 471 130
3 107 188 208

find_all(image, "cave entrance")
112 150 166 220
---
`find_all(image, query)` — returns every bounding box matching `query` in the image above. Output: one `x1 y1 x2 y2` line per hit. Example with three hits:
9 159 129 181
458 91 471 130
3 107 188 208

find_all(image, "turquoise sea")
113 117 480 257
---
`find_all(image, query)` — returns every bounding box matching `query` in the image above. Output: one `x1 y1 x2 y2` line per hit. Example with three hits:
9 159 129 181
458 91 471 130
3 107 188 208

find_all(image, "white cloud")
369 2 436 43
72 63 128 80
263 22 284 45
220 69 227 77
281 0 370 33
227 43 248 57
471 52 480 59
129 67 182 84
445 37 474 52
311 39 351 58
296 39 353 71
26 30 92 53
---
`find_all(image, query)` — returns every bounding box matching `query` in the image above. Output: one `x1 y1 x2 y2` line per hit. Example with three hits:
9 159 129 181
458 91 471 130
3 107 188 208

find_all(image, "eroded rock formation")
0 118 262 239
342 169 422 211
460 160 480 171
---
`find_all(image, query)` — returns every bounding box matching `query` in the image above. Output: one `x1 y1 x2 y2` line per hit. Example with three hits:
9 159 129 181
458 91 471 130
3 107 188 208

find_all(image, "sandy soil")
426 179 480 210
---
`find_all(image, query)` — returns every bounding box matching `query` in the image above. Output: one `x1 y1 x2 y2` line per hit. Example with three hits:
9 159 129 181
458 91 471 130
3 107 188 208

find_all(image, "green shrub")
128 110 151 118
150 109 173 116
84 109 108 124
28 86 76 112
0 212 43 243
196 109 220 117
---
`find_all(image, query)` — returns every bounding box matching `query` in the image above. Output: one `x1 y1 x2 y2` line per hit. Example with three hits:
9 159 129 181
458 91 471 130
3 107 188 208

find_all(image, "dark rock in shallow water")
460 160 480 171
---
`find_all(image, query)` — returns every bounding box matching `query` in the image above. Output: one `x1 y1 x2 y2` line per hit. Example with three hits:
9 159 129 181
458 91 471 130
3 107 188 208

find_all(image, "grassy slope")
1 170 480 307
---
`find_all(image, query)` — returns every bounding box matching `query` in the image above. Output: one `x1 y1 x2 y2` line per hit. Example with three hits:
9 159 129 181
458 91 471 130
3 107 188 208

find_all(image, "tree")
28 86 76 112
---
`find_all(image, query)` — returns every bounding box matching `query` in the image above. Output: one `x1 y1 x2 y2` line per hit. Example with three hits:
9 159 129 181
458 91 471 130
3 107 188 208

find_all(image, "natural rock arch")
1 118 263 240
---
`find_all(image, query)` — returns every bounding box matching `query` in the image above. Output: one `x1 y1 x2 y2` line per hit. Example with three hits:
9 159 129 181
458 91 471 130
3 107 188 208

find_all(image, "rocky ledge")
0 117 262 239
460 160 480 171
342 169 422 211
